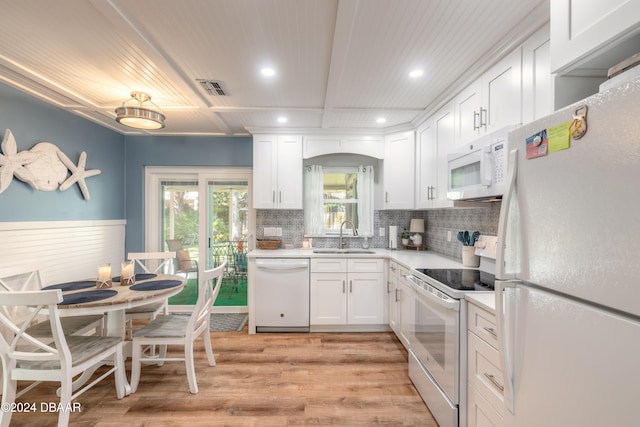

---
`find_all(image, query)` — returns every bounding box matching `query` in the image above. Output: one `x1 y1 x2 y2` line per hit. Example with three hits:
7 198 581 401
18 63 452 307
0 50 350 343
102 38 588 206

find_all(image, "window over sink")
304 164 374 237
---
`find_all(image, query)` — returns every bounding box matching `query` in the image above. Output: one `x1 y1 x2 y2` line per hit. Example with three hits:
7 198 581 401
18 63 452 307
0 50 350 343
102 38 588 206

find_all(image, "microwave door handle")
481 145 492 187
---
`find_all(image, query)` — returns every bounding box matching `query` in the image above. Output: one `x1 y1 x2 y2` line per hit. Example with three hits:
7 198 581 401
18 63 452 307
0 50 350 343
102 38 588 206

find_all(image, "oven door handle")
408 276 459 311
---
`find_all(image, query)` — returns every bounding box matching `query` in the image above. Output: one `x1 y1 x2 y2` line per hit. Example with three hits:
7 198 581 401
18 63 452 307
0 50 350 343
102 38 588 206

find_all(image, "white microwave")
446 125 518 201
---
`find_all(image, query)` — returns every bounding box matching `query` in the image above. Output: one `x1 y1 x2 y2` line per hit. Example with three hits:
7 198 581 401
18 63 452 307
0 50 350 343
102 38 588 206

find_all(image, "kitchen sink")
312 249 376 254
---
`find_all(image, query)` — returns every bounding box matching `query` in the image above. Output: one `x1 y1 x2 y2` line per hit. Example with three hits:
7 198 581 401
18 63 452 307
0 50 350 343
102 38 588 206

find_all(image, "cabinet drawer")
468 301 499 349
348 258 384 273
467 382 503 427
468 331 505 412
311 258 347 273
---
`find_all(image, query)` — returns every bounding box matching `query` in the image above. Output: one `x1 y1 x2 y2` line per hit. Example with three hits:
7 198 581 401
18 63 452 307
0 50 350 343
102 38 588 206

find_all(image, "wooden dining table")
52 273 186 339
43 273 187 395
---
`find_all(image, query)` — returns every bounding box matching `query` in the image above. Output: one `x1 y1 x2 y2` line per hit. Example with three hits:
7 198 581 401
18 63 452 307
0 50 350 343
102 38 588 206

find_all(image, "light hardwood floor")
9 328 438 426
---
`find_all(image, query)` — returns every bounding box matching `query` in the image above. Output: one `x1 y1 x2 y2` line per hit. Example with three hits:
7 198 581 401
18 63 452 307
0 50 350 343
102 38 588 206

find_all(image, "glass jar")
362 237 370 249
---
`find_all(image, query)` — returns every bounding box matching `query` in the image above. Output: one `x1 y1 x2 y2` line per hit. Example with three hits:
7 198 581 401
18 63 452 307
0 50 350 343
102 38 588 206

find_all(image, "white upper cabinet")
483 48 522 133
550 0 640 74
455 49 523 146
382 131 415 210
253 134 303 209
302 135 384 159
522 24 553 124
415 103 455 209
454 79 483 146
414 119 436 209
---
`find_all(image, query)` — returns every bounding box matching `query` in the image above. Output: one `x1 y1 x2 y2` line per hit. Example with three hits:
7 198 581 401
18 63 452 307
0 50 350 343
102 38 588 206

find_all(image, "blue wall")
1 82 254 260
124 135 252 254
0 82 125 221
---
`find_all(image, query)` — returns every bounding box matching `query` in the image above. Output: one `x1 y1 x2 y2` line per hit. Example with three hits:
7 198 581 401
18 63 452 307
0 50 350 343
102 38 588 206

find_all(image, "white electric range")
407 235 497 427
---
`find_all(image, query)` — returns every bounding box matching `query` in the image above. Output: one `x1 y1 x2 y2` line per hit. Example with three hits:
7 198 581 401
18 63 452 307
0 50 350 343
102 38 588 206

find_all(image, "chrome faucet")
339 220 358 249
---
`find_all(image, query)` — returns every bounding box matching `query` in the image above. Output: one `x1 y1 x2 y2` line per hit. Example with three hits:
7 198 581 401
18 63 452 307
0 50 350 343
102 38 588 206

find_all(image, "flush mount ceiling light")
261 67 275 76
115 91 165 130
376 117 387 124
409 69 424 78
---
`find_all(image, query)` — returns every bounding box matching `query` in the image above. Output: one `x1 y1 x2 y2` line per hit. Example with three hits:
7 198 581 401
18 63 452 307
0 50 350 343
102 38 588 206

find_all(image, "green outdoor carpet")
168 277 247 307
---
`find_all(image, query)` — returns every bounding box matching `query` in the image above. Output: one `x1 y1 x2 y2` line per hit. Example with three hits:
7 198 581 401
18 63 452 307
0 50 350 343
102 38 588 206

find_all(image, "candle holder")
97 263 112 288
121 260 135 285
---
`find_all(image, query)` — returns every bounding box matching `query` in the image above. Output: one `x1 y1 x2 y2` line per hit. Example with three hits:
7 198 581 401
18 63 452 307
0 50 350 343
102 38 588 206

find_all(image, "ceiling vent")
197 79 229 96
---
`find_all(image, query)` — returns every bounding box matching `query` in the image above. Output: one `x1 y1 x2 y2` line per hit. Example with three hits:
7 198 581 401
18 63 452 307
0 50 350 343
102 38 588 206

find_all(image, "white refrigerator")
495 75 640 426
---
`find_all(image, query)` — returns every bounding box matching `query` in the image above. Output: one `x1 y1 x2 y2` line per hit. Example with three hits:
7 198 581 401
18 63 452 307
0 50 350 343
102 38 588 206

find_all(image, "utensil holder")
462 246 480 267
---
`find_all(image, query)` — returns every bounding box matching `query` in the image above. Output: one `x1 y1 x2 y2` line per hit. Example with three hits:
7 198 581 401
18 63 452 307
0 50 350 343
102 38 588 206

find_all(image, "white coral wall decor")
0 129 101 200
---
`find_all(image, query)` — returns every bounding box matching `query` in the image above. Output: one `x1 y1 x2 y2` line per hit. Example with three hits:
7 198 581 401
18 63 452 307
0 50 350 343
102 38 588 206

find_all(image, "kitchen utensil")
464 231 470 246
457 231 466 245
471 231 480 246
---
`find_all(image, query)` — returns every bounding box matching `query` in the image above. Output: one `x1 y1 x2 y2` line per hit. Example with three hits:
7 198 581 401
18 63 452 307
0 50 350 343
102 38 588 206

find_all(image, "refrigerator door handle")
496 148 518 279
495 279 519 414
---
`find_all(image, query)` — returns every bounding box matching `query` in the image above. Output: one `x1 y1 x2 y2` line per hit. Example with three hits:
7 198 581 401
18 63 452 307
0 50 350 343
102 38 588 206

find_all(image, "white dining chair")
0 290 126 427
124 252 176 339
130 261 226 394
0 266 104 338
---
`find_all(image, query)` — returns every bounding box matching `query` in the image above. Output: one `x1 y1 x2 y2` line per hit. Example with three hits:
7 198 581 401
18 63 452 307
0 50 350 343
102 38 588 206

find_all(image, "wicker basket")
257 239 281 250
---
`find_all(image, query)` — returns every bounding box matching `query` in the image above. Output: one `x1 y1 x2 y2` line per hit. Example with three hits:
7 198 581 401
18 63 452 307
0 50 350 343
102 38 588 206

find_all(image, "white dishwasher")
255 258 310 332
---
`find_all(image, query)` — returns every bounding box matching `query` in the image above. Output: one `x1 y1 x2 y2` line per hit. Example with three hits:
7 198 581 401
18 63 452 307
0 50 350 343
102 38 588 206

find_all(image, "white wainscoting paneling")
0 220 126 286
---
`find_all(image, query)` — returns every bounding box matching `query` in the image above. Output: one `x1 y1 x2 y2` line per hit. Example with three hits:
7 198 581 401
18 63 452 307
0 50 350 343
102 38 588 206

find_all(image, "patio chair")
0 290 126 427
228 241 247 293
130 261 226 394
124 252 176 339
0 266 104 338
166 239 198 281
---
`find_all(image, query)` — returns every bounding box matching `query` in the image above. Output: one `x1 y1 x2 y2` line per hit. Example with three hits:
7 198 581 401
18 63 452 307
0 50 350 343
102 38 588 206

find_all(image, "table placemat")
59 289 118 305
112 273 157 282
130 280 182 291
42 281 96 291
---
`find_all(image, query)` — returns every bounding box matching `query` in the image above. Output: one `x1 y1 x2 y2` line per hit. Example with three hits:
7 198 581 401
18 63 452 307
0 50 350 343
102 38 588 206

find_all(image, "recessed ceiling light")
261 68 275 76
409 69 424 78
376 117 387 124
277 116 287 123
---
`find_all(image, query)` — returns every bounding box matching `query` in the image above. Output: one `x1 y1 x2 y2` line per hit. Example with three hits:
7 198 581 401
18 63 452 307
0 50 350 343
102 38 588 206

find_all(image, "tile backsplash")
255 202 501 262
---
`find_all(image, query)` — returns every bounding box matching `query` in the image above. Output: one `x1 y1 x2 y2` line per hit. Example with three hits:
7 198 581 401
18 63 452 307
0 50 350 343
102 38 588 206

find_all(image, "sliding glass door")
145 167 253 313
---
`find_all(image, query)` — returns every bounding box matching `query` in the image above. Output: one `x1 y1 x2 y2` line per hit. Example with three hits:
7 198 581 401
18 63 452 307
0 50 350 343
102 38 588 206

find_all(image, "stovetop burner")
414 268 495 291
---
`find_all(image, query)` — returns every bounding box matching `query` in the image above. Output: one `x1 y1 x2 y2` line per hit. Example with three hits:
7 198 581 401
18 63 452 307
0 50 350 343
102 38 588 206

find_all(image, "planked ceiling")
0 0 548 136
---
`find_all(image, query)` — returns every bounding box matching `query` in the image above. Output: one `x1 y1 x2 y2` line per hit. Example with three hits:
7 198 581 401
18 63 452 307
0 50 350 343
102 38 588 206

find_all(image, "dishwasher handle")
256 259 309 271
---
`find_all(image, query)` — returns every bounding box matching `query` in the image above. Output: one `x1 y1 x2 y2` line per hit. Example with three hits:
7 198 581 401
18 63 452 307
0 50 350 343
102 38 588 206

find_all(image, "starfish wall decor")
0 129 101 200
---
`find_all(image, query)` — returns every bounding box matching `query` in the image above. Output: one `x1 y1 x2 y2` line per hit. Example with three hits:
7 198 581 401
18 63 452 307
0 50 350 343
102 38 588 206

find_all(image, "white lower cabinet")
388 261 399 333
467 301 504 427
467 384 503 427
396 265 413 349
310 258 385 326
387 261 413 349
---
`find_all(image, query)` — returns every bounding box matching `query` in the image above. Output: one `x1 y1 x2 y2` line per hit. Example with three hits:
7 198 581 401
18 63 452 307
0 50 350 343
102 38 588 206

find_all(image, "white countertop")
249 248 496 309
248 248 464 270
465 293 496 313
